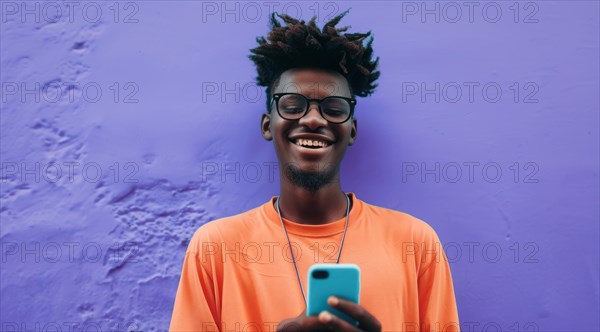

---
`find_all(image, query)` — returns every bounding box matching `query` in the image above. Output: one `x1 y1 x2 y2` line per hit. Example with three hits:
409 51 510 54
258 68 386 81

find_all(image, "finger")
327 296 382 331
278 320 320 332
318 310 362 332
277 313 329 332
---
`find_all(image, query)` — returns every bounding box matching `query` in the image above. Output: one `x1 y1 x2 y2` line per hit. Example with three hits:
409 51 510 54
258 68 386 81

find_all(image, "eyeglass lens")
278 94 351 123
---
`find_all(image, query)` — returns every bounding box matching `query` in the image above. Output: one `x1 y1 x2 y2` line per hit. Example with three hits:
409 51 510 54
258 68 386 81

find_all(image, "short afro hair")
248 9 380 111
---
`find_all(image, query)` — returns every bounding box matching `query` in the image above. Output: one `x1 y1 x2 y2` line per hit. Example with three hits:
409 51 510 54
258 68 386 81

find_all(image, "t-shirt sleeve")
169 228 221 331
417 226 460 332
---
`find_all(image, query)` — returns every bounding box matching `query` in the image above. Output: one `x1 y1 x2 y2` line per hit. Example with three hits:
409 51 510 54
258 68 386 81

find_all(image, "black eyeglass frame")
270 93 357 124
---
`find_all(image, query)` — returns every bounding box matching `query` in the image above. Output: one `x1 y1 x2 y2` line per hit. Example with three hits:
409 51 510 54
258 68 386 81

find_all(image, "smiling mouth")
288 138 333 149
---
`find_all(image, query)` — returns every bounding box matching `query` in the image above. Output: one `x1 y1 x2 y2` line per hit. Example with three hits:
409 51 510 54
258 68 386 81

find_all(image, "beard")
284 162 338 192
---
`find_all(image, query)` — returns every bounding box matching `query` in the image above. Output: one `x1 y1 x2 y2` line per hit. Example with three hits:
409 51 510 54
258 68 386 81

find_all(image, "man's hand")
276 296 382 332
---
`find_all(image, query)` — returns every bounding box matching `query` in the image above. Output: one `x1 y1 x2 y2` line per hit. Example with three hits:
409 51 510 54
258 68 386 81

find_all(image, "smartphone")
306 263 361 326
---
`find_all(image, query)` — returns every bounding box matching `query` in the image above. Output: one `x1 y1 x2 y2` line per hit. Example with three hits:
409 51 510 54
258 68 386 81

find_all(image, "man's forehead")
274 68 351 98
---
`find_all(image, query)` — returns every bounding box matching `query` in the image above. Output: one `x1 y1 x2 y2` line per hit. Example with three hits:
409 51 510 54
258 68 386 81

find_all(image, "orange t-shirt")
169 192 460 331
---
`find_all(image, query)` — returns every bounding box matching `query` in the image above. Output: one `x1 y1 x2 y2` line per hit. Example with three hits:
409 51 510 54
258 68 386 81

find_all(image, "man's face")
261 68 357 191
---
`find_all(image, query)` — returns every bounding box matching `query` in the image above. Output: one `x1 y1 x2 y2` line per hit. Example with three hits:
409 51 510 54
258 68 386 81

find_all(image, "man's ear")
261 112 273 141
348 117 357 146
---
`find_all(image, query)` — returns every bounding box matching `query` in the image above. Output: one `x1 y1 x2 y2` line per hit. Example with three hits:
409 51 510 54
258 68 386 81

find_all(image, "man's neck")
276 181 350 226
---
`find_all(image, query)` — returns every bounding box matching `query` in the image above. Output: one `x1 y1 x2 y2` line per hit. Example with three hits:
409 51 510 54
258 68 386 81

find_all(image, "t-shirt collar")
261 192 363 237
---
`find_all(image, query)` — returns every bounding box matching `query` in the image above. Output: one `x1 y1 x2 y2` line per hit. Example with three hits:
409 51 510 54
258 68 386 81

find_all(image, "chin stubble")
284 162 338 192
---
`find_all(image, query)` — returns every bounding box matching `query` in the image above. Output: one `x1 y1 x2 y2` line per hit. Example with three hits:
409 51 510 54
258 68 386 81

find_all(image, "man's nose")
298 102 328 128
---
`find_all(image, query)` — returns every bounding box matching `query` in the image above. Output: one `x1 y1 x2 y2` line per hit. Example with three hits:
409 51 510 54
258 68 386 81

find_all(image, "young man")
170 10 459 332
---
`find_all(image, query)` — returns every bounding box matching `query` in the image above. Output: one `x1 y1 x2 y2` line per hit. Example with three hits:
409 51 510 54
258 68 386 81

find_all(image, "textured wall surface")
1 1 599 331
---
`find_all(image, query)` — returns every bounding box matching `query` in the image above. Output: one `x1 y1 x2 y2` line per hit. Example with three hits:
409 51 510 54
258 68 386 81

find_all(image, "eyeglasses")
270 93 356 124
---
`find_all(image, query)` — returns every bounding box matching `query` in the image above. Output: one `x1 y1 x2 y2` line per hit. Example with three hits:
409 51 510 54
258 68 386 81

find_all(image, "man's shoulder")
361 199 441 240
186 203 265 252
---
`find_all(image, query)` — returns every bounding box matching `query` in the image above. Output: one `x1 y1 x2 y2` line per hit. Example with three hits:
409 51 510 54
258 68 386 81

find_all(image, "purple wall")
1 1 598 331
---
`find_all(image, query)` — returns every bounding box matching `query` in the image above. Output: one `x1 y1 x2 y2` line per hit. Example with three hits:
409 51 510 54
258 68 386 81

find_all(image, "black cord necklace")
275 193 351 304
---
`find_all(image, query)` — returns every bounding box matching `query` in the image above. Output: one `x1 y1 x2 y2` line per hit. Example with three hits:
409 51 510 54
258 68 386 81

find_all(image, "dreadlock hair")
248 8 380 112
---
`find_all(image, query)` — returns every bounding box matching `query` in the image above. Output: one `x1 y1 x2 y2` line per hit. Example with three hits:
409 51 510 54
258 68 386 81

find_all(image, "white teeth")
294 139 329 148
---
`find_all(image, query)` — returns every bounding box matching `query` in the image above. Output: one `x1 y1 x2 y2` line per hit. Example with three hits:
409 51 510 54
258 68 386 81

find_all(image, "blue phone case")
306 263 361 326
